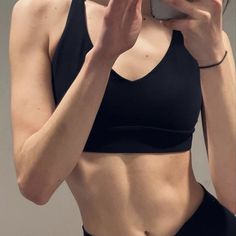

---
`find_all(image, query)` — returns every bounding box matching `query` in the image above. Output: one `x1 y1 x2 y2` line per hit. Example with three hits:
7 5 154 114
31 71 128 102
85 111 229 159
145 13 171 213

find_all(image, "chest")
84 0 178 82
50 0 202 133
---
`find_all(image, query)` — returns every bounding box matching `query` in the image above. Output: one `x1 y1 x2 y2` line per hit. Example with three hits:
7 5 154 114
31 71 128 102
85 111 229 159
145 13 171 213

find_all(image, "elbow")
17 174 51 206
15 151 54 205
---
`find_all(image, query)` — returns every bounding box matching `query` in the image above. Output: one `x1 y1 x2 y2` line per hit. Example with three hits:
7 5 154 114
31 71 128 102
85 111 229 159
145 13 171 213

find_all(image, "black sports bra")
51 0 203 153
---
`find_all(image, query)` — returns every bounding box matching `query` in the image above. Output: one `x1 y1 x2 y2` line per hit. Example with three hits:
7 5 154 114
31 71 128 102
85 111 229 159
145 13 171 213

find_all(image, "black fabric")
81 183 236 236
51 0 203 153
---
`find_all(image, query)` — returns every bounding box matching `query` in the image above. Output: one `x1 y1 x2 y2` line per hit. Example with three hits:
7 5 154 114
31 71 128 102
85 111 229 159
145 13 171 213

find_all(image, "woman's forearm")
200 34 236 214
18 48 118 205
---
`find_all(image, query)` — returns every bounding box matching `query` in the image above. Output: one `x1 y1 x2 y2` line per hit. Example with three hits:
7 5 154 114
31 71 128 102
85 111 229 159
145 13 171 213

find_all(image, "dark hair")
223 0 231 14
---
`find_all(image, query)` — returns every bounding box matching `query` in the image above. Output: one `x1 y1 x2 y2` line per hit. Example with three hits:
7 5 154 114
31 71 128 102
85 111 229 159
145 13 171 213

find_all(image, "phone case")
150 0 190 20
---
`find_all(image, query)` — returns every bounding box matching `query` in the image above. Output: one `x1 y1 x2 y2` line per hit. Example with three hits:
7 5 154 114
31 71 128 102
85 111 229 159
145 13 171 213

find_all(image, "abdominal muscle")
65 151 205 236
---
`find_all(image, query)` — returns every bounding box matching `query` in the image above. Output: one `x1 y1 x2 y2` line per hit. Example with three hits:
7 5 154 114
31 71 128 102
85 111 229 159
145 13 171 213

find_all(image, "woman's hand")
160 0 226 66
93 0 143 60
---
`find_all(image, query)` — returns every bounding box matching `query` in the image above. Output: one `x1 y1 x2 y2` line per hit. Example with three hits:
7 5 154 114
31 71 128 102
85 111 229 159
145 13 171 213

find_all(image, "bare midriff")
66 151 204 236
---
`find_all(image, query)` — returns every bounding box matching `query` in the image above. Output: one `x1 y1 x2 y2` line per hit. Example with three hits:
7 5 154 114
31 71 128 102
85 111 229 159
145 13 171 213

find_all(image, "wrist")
197 44 226 67
86 47 119 68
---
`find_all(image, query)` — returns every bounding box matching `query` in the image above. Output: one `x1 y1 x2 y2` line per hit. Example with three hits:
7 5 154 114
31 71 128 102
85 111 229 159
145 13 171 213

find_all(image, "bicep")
9 1 55 167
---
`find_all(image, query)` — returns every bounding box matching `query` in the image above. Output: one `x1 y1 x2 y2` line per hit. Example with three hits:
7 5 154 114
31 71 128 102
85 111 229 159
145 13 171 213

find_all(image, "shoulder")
12 0 51 19
10 0 51 40
10 0 73 52
11 0 72 30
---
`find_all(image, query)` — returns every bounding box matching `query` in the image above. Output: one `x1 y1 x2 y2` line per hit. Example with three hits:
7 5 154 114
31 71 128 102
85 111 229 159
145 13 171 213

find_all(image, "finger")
126 0 142 17
162 18 196 32
198 0 222 9
209 0 223 17
195 0 223 17
161 0 202 19
136 0 142 12
129 0 142 10
109 0 128 12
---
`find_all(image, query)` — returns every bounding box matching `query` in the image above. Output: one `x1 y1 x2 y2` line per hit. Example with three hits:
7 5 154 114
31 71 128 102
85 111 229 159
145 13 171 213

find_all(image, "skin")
64 1 204 235
160 0 236 213
9 0 236 235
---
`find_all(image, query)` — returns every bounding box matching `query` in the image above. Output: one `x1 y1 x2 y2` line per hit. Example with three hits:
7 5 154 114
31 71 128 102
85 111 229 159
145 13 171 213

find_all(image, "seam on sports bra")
108 125 195 134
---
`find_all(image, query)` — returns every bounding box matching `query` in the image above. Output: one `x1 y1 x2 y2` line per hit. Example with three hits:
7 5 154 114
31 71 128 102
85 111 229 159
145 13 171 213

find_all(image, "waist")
69 150 201 235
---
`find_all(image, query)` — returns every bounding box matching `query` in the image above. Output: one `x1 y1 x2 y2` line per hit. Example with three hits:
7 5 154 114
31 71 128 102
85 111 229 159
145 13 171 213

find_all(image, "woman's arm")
200 30 236 214
9 0 117 205
10 0 142 206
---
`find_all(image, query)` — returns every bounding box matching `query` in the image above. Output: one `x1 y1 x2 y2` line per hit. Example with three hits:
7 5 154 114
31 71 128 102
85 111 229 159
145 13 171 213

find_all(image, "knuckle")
201 11 211 21
213 0 223 9
103 12 110 21
170 0 179 5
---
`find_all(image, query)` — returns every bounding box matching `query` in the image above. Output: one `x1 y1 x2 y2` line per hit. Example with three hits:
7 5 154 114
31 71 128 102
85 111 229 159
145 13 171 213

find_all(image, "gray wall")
1 1 235 235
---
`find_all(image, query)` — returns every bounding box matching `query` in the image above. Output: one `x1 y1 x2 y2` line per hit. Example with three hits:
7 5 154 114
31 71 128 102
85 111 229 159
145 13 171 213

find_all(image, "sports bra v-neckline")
82 0 175 84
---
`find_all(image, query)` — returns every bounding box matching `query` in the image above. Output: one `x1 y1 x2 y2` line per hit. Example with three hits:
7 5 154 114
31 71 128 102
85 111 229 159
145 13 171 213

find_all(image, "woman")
9 0 236 235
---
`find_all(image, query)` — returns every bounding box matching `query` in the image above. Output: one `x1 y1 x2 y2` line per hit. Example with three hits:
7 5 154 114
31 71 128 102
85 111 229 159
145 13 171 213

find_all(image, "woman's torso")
48 0 204 235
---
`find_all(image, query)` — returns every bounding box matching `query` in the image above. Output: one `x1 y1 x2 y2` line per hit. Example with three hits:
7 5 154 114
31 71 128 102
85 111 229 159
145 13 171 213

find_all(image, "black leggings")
82 183 236 236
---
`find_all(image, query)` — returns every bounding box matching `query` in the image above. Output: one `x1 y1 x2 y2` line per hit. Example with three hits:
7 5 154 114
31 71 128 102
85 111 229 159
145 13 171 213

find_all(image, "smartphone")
150 0 192 20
